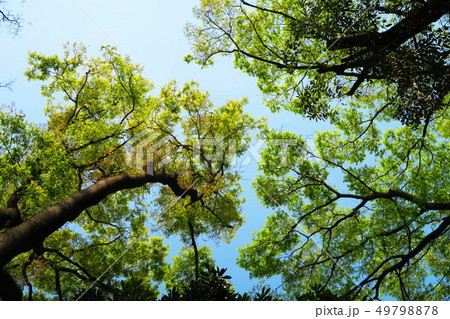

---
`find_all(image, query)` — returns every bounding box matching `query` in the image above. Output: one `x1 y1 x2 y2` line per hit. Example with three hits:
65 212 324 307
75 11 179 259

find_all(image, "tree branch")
0 267 22 300
370 215 450 299
188 221 199 281
328 0 450 51
45 248 119 295
0 169 200 268
0 186 24 229
240 0 296 21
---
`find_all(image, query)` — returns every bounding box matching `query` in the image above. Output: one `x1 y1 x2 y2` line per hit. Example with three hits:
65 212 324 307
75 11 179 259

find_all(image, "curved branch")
328 0 450 51
370 215 450 299
323 0 450 94
0 7 21 33
0 169 200 268
84 207 126 233
45 248 118 294
240 1 296 21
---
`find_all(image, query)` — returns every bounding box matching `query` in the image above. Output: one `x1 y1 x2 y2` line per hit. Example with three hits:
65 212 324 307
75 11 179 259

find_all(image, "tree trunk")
0 267 22 301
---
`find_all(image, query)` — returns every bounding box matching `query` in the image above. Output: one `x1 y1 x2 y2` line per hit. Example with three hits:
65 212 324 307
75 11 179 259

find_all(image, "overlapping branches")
189 0 450 123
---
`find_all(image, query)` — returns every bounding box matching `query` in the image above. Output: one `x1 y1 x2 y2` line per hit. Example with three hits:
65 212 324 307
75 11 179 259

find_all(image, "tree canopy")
0 43 262 300
186 0 449 124
0 0 449 301
186 0 450 300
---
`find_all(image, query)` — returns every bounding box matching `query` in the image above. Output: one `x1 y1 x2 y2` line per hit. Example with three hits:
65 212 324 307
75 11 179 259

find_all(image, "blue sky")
0 0 327 294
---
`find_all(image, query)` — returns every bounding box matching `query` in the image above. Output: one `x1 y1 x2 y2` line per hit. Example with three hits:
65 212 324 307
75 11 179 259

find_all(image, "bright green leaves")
20 230 170 300
243 114 450 299
133 80 265 243
163 246 215 290
0 107 77 215
187 0 449 124
0 108 34 166
25 44 153 177
255 129 331 205
0 42 268 300
238 210 300 278
258 130 307 174
185 0 368 119
237 92 450 300
185 0 241 66
22 44 260 245
0 108 36 192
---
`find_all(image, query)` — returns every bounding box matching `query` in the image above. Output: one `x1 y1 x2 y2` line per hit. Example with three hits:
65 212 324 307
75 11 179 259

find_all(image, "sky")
0 0 326 294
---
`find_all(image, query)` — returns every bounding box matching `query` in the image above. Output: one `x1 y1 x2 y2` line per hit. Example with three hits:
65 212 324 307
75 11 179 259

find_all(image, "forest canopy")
0 0 449 301
186 0 449 300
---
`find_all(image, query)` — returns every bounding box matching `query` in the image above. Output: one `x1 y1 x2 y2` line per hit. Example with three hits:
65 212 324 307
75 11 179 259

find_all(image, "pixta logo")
126 131 322 174
126 131 172 176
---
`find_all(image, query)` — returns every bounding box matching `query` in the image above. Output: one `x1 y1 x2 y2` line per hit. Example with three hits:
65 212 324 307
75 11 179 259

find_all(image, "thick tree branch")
320 0 450 94
0 168 200 268
328 0 450 51
0 208 22 229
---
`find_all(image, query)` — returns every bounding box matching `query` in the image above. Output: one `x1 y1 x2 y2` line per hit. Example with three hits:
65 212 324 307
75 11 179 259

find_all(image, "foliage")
0 43 262 300
188 0 450 300
296 284 343 301
1 0 449 301
75 277 159 301
186 0 449 124
162 263 236 301
162 246 215 289
161 263 284 301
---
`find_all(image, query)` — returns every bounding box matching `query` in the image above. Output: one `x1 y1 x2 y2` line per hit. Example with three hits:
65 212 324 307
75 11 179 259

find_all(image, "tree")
186 0 449 124
160 253 283 301
1 0 449 302
161 249 237 301
0 43 262 300
187 0 450 300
